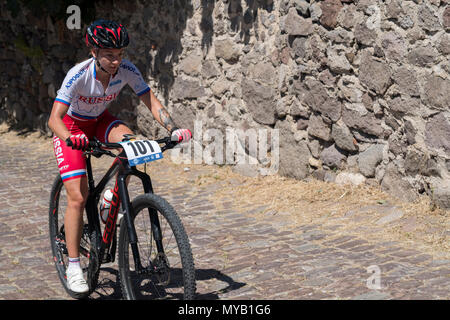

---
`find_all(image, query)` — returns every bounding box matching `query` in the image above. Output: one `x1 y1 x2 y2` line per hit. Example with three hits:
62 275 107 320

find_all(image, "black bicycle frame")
83 148 163 273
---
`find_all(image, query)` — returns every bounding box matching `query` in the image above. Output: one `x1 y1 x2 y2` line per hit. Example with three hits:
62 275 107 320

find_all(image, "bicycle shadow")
88 267 122 300
89 267 246 300
194 268 247 300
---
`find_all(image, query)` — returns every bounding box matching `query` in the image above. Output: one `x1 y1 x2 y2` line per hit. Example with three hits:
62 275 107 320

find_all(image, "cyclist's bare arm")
139 90 177 133
48 101 72 141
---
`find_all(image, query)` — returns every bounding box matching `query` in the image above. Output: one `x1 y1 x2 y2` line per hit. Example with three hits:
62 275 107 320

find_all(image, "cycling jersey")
55 57 150 121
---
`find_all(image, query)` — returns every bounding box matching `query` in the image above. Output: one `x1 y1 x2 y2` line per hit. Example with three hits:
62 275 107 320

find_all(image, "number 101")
126 141 155 156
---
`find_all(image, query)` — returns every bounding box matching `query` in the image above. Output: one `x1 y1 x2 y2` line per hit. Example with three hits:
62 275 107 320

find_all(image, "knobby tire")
118 193 196 300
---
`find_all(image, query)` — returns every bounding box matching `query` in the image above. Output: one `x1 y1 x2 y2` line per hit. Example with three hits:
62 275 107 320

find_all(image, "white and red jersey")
55 57 150 121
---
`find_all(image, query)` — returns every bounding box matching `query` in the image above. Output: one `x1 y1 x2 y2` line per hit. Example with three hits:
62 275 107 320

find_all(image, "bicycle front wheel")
118 193 196 300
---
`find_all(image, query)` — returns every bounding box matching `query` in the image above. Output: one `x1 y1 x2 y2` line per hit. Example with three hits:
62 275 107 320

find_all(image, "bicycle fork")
117 171 165 274
132 168 166 255
113 175 142 273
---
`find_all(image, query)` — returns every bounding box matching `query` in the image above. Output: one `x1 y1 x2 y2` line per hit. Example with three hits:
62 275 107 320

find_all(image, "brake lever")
84 138 117 158
161 139 179 152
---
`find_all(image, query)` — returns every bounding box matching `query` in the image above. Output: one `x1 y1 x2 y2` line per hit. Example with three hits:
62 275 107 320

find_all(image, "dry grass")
202 167 449 258
1 123 448 258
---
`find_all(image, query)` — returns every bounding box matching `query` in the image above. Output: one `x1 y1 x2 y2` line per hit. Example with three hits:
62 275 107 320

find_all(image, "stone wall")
1 0 449 208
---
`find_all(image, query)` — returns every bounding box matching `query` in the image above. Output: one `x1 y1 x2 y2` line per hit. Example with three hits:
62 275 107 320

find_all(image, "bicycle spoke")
119 194 195 300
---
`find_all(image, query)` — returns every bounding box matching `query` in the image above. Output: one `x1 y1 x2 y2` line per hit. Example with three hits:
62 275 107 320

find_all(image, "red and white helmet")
85 19 129 49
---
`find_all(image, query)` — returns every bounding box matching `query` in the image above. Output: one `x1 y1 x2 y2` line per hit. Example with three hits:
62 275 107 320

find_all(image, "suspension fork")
132 168 165 255
116 174 145 272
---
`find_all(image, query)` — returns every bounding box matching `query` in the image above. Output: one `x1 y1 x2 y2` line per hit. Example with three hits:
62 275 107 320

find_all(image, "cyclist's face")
95 48 124 74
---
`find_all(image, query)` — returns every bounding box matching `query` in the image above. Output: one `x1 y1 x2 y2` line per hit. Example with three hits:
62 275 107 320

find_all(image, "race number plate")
120 140 163 166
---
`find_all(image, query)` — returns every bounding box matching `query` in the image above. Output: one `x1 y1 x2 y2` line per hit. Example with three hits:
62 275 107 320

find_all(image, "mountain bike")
49 135 196 300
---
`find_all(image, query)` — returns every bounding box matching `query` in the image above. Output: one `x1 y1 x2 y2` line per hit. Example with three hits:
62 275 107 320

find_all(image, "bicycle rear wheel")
118 193 196 300
48 175 100 299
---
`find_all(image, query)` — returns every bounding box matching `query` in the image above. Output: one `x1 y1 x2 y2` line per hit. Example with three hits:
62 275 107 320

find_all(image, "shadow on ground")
89 267 246 300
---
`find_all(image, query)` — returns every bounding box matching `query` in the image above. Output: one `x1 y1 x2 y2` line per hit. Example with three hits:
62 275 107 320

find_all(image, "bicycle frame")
83 148 163 274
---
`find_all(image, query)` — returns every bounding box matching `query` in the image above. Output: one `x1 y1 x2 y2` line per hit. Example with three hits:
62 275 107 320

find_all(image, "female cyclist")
48 19 192 294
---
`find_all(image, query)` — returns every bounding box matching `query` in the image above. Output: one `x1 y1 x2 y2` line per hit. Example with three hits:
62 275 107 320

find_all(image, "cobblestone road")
0 128 448 300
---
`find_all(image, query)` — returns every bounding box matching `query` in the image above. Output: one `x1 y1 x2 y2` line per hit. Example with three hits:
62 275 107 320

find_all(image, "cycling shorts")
52 110 125 182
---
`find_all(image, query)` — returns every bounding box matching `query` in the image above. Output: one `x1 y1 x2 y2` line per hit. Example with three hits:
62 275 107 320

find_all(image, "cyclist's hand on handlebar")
66 134 90 150
171 128 192 143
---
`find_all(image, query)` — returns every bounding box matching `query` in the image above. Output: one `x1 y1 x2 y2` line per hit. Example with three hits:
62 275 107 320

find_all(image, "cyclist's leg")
52 115 97 294
63 176 88 258
53 115 92 259
96 112 133 225
108 122 133 143
96 111 132 185
95 109 131 144
109 123 133 186
53 145 88 260
53 129 90 293
64 177 89 294
96 111 134 179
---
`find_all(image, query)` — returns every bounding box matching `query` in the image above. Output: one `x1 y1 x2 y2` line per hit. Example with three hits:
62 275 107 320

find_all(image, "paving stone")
0 284 18 296
301 277 332 287
323 235 357 246
430 259 450 266
336 239 369 250
389 249 422 258
351 291 391 300
291 243 322 253
0 131 449 300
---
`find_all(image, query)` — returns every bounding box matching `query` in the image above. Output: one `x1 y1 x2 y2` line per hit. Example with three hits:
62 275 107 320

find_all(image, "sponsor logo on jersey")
120 63 140 76
65 65 89 89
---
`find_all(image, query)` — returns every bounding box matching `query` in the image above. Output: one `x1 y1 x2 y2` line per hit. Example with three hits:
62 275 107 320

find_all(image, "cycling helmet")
85 19 129 49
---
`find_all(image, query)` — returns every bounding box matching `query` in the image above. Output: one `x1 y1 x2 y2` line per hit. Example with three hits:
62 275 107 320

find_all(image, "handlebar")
85 136 179 158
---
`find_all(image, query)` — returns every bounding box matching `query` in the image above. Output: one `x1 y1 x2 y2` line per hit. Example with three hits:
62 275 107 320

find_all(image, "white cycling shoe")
66 267 89 294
